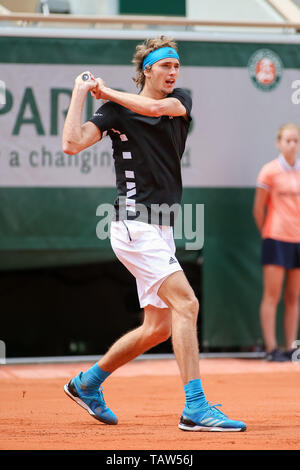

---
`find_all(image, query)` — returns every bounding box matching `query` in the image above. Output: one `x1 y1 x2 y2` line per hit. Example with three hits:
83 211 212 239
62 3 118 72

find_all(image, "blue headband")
142 47 180 70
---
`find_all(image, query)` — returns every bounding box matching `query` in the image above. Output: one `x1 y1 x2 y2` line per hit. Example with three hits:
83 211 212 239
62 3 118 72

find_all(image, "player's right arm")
253 186 269 234
62 72 101 155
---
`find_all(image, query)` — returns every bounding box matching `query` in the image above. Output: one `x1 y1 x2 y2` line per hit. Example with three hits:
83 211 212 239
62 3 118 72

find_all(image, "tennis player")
254 123 300 362
62 36 246 432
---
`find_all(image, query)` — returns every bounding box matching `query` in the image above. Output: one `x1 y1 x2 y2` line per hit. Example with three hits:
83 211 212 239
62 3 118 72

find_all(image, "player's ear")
143 66 151 79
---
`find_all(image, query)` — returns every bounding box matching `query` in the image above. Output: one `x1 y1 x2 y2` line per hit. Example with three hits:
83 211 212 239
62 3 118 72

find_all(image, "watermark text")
96 201 204 251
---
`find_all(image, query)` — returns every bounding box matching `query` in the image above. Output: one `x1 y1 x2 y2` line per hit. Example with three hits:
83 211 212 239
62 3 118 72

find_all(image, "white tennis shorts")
110 220 183 309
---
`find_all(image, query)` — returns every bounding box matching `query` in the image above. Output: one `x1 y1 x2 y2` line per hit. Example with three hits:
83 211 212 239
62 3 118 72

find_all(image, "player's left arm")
91 79 187 118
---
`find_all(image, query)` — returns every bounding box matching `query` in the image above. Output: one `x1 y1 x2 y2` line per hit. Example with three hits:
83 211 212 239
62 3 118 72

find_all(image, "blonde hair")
277 123 300 141
132 35 178 89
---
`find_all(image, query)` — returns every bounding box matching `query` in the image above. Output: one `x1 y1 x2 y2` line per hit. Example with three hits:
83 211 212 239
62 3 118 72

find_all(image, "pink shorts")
110 220 182 309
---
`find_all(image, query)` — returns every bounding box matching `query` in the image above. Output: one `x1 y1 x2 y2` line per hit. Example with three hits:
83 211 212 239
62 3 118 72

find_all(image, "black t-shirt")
89 88 192 226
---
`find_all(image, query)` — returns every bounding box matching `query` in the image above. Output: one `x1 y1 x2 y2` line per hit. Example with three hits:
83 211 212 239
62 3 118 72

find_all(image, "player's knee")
190 296 199 314
183 295 199 319
172 295 199 325
158 323 172 342
148 323 171 344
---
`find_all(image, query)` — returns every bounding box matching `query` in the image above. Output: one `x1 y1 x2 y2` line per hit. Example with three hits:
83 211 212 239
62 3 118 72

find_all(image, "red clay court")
1 356 299 451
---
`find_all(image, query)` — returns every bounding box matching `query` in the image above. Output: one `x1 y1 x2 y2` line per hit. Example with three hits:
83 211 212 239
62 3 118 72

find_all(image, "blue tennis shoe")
64 372 118 425
179 402 246 432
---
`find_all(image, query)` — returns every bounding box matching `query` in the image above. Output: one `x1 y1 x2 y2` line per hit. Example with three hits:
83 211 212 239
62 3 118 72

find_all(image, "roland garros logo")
248 49 283 92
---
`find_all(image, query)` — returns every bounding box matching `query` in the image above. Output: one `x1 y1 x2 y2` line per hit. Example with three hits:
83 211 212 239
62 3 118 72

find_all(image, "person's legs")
260 265 285 353
283 268 300 350
158 271 246 432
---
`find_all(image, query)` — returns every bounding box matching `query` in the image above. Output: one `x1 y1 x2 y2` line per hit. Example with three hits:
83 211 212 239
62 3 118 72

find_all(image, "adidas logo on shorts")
169 257 177 265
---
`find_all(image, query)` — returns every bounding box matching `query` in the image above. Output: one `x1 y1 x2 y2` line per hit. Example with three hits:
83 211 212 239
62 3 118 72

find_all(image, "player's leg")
98 304 171 372
283 268 300 352
158 271 246 432
157 270 199 385
260 265 285 354
64 305 171 424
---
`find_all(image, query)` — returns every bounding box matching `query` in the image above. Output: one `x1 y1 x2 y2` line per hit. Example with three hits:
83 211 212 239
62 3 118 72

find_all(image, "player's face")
277 129 300 160
146 58 180 95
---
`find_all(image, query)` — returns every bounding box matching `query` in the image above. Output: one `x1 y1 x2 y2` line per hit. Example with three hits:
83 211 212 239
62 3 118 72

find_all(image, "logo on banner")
248 49 283 91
